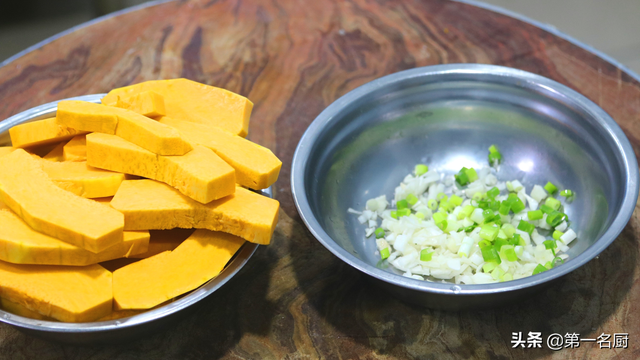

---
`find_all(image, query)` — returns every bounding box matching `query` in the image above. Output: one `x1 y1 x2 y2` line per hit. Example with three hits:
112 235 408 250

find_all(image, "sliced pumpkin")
9 117 87 148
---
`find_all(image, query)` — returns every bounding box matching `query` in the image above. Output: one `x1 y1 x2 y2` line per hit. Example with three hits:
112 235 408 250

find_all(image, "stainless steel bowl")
291 64 639 310
0 95 266 344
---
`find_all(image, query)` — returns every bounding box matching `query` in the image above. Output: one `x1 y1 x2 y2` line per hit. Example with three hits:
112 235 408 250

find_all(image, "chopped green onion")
494 238 509 251
415 164 428 176
510 197 526 213
478 239 492 248
483 262 498 273
546 211 566 227
436 192 446 201
380 247 390 259
455 168 470 186
375 227 385 239
486 187 500 199
527 210 543 220
491 266 505 280
552 256 564 266
482 209 494 220
397 199 409 210
415 212 425 220
420 248 434 261
501 273 513 282
477 200 490 210
517 220 535 235
489 200 500 212
390 210 398 219
465 168 479 183
464 225 476 233
552 230 563 240
427 199 438 211
437 220 448 231
560 189 573 197
432 212 446 224
439 200 452 212
543 239 557 257
501 223 516 238
406 194 418 206
479 224 499 241
488 144 503 165
544 182 558 194
397 208 411 217
498 201 511 215
457 205 475 220
539 204 554 214
481 246 501 264
472 192 484 202
544 261 553 270
545 197 561 211
532 264 548 275
449 194 463 206
500 245 518 262
510 233 524 246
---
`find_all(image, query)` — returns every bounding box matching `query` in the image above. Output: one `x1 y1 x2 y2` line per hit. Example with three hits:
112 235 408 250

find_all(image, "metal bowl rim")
291 63 639 296
0 94 263 333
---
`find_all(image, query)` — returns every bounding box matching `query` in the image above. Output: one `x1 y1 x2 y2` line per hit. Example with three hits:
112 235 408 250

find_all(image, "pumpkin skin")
56 100 192 156
113 229 244 310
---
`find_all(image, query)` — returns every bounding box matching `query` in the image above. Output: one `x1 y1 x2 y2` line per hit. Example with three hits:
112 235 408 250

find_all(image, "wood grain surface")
0 0 639 358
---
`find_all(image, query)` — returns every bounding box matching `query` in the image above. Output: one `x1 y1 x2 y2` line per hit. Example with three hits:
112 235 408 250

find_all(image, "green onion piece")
491 214 503 226
488 144 503 165
501 223 516 238
479 224 499 241
427 199 438 211
457 227 464 233
489 200 500 212
532 264 548 275
464 225 476 233
439 200 452 212
527 210 543 220
472 192 484 202
553 256 564 266
398 208 411 217
390 210 398 219
415 212 425 220
545 197 561 211
483 262 498 273
544 240 557 257
510 197 525 213
491 266 505 280
465 168 479 183
454 168 469 186
546 211 566 227
544 261 553 270
478 239 492 248
457 205 475 220
482 209 494 220
498 201 511 215
539 204 554 214
544 182 558 194
477 200 490 210
560 189 573 197
517 220 535 235
500 245 518 262
437 220 448 231
436 192 446 201
449 194 463 206
494 238 508 251
501 273 513 282
380 247 390 260
415 164 428 176
552 230 563 240
375 228 385 239
481 246 501 264
510 233 524 246
420 248 434 261
486 187 500 199
397 199 409 210
406 194 418 206
432 212 446 224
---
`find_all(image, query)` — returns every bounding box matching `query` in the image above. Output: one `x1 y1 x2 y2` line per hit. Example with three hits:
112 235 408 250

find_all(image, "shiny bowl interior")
0 95 264 343
291 64 639 309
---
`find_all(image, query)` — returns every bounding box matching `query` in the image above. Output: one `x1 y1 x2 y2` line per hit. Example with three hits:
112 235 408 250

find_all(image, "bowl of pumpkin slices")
0 79 282 344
